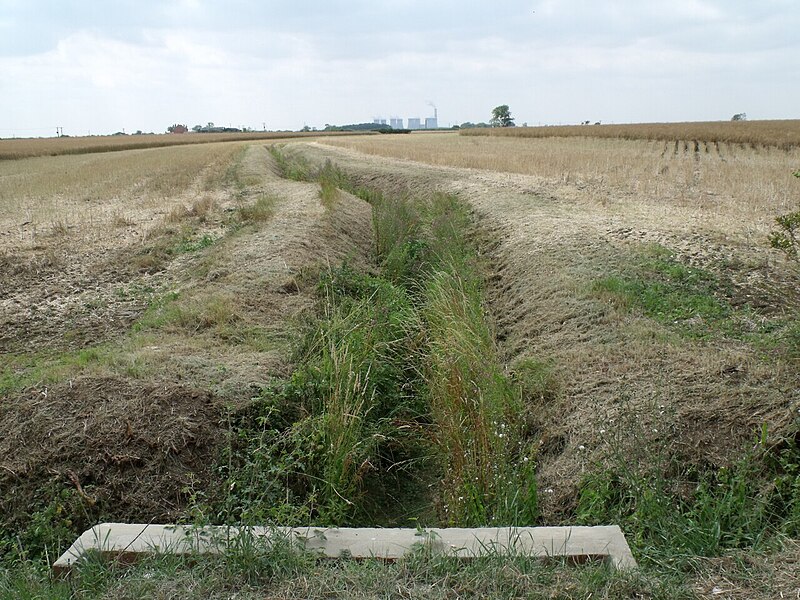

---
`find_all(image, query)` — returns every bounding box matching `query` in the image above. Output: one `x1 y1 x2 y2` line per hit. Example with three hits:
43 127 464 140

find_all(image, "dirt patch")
0 376 220 526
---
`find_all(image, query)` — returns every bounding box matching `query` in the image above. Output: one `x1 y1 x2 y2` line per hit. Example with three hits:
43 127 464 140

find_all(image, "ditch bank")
0 145 376 560
278 142 800 570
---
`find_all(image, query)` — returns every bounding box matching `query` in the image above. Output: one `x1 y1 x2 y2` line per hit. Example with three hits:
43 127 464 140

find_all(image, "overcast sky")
1 0 798 136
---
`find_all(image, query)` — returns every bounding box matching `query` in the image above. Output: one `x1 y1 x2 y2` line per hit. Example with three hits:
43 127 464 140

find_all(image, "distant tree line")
323 123 397 132
191 122 246 133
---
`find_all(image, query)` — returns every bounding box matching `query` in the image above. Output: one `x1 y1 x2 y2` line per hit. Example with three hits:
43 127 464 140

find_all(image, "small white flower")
578 445 586 451
599 429 606 434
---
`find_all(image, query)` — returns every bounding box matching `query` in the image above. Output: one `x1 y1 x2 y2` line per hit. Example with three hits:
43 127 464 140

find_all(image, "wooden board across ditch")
53 523 637 573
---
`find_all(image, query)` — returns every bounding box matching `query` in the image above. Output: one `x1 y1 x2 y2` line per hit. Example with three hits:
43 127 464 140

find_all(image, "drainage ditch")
216 147 539 528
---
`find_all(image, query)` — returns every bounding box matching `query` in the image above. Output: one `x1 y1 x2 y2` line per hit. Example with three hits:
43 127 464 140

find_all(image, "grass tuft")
238 194 276 222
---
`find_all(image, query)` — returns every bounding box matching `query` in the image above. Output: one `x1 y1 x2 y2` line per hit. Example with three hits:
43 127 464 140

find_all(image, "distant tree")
490 105 515 127
731 113 747 121
192 124 202 132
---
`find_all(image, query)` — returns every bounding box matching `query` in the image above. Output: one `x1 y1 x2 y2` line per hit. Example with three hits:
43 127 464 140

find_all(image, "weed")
131 291 181 331
218 264 426 526
215 178 538 529
49 220 71 237
317 160 343 208
768 169 799 261
268 145 313 181
110 212 134 228
371 192 427 287
425 266 537 526
576 423 800 571
591 243 800 361
770 210 800 261
0 347 113 395
511 358 559 404
289 158 538 524
238 194 276 222
592 245 730 333
189 195 217 222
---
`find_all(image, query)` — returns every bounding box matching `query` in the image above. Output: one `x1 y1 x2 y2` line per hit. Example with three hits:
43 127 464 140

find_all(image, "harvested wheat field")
1 129 799 598
1 139 375 541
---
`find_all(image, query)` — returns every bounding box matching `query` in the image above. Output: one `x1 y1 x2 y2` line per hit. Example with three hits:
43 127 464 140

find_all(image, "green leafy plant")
577 425 800 569
768 170 800 261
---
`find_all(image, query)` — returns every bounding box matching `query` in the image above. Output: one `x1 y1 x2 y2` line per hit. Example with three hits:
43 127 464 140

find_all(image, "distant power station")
373 105 438 130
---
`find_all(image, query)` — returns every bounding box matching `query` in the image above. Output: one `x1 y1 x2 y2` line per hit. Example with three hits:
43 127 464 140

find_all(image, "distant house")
167 124 189 134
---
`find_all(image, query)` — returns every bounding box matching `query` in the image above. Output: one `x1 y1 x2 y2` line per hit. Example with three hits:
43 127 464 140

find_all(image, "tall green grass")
222 152 538 527
425 268 536 525
420 195 537 525
577 423 800 571
219 267 426 526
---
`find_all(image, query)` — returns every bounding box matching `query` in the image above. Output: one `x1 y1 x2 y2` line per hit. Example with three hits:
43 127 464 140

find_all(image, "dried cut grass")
165 197 218 224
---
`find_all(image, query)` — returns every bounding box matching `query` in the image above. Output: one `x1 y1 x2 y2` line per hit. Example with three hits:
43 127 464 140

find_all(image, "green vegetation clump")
591 242 800 361
593 244 728 327
769 170 800 261
421 195 536 526
238 194 276 222
317 160 343 208
218 265 425 525
577 427 800 571
268 145 313 181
